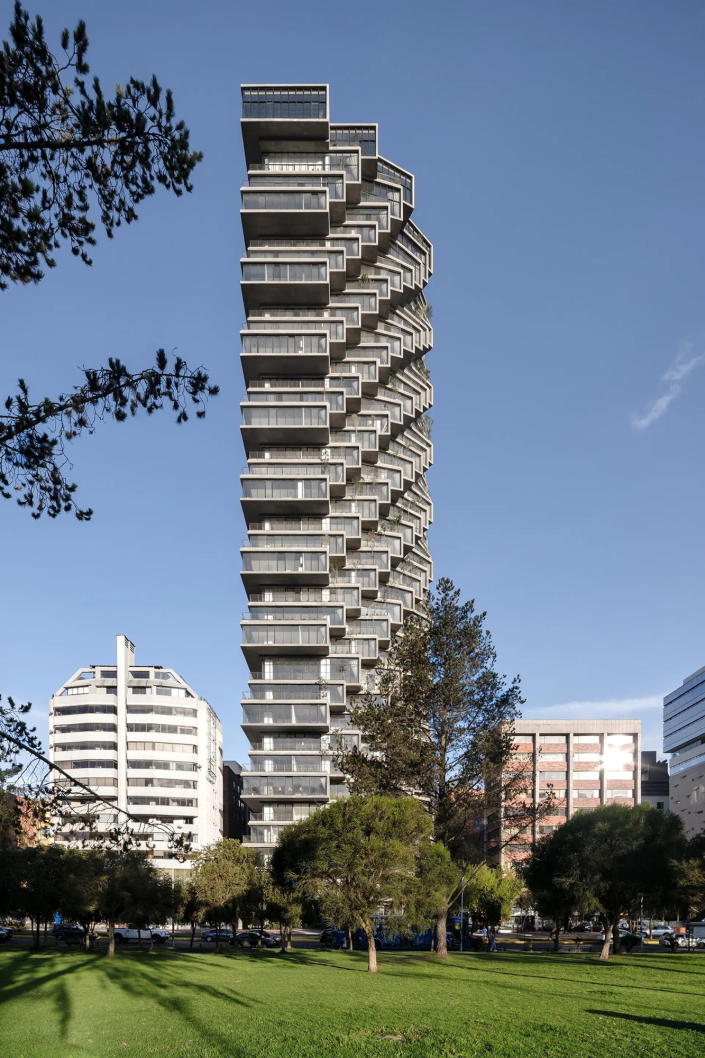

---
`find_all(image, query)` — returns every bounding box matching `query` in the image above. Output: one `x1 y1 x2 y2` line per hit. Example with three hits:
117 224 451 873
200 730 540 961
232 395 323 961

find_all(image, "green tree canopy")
190 839 257 946
523 804 685 959
272 795 432 973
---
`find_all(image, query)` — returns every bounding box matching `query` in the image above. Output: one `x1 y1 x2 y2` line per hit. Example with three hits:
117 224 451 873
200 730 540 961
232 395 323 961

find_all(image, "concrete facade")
237 85 433 853
48 634 223 873
502 717 642 867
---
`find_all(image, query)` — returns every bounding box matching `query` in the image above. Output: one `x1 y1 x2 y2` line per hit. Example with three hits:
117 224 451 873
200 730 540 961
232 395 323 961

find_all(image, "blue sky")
2 0 704 760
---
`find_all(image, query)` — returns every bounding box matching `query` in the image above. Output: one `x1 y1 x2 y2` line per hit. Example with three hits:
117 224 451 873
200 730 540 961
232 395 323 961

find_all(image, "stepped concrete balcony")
238 85 434 853
241 85 329 166
241 259 330 308
241 620 330 663
241 701 330 734
240 330 330 380
241 188 330 238
241 548 329 587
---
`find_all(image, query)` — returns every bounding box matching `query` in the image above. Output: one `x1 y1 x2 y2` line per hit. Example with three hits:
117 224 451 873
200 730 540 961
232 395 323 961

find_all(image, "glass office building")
664 665 705 837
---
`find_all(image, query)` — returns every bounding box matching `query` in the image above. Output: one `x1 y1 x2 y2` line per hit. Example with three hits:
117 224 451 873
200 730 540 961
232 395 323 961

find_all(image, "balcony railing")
242 703 328 726
242 480 327 500
241 552 327 573
242 624 328 647
242 407 327 427
242 190 327 211
242 261 328 282
242 775 328 798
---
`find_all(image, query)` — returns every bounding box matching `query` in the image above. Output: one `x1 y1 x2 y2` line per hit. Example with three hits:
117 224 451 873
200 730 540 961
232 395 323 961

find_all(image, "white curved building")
238 85 434 853
48 634 223 873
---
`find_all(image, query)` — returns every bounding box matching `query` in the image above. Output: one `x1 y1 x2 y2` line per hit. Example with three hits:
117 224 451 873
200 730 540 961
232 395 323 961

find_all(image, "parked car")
233 930 279 949
660 932 705 950
639 926 671 938
320 928 346 949
113 925 170 945
52 923 89 944
201 928 234 943
597 929 641 952
0 926 13 943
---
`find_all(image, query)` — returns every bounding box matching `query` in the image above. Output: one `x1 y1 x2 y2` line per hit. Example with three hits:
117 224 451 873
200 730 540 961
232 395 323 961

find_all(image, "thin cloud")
631 339 705 431
521 694 665 753
522 695 662 718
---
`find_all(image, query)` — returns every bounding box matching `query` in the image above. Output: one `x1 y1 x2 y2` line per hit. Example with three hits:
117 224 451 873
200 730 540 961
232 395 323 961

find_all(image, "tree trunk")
435 910 448 957
279 924 292 952
346 926 353 951
600 919 619 961
612 917 621 957
190 922 196 949
553 926 560 952
107 922 116 958
364 924 378 973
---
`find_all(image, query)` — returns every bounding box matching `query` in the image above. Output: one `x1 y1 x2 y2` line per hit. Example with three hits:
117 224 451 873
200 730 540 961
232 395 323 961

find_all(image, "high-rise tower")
238 85 434 853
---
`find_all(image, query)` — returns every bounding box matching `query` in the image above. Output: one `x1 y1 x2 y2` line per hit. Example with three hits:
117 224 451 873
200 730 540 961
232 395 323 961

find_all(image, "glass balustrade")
242 261 328 282
242 623 327 646
248 173 344 200
242 703 328 725
242 190 327 211
241 552 327 573
242 481 327 500
242 775 328 797
242 407 327 427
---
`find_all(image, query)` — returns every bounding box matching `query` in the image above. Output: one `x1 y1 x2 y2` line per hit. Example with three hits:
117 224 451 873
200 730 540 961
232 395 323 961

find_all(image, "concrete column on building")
567 731 573 819
599 732 606 806
115 633 134 814
532 732 539 842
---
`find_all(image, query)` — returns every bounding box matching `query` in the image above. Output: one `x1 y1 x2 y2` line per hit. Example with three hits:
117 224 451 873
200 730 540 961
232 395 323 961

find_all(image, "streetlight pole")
459 875 466 953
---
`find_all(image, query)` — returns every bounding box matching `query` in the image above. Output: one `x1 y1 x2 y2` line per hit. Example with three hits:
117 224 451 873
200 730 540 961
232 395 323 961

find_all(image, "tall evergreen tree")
337 577 542 955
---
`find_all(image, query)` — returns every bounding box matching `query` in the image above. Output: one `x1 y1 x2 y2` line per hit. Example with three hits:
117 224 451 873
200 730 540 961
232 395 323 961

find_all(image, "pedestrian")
488 927 497 953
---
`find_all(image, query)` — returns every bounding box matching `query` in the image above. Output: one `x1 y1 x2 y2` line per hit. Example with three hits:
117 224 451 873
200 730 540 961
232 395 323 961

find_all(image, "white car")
113 924 170 945
659 932 705 949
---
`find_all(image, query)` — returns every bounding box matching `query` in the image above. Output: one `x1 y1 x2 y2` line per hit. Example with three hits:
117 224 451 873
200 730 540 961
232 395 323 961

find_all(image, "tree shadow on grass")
0 949 95 1005
587 1009 705 1034
0 948 260 1055
92 951 258 1056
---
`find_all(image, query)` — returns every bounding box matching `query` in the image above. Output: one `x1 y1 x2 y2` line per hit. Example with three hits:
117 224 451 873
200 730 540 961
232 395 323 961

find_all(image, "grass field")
0 948 703 1058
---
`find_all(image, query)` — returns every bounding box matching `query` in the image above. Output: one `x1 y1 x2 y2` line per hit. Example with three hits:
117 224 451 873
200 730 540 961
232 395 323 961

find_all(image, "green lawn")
0 948 703 1058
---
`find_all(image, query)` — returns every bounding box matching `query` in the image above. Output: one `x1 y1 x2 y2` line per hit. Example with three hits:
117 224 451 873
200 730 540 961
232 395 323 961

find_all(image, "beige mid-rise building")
501 717 642 867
